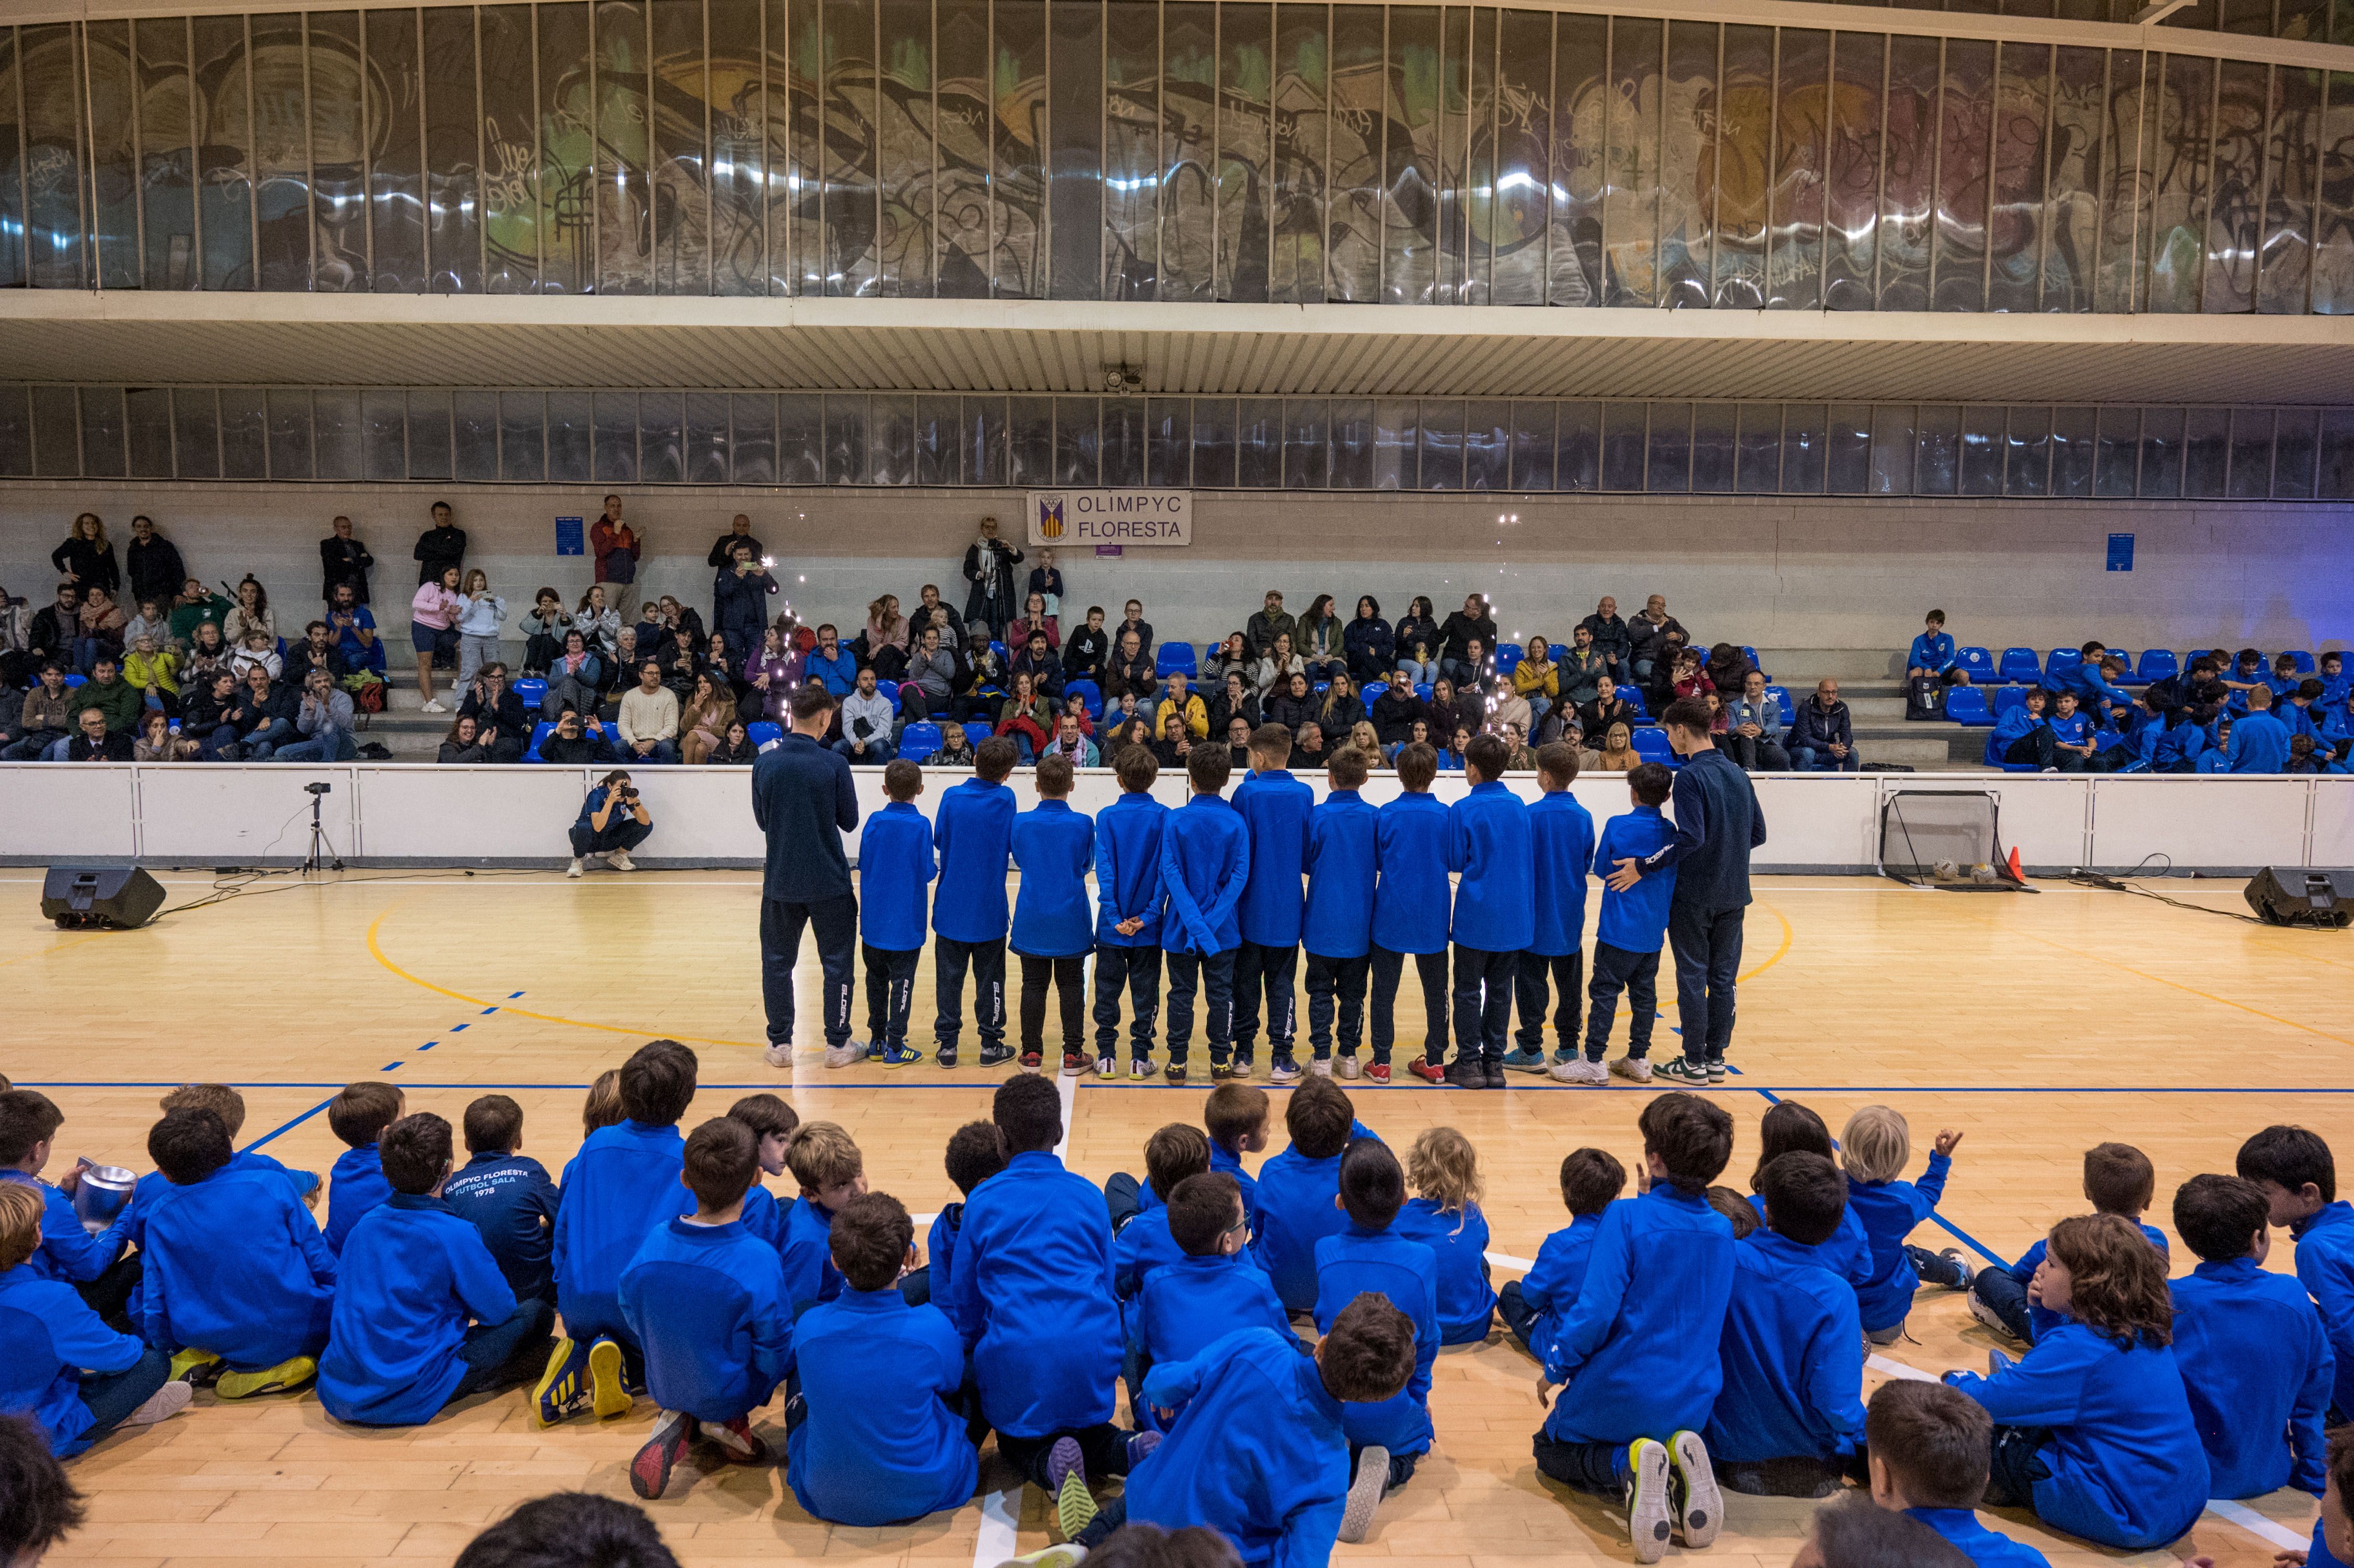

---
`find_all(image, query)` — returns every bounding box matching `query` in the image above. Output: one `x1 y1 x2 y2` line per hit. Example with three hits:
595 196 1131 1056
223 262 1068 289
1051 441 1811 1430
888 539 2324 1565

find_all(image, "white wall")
5 479 2351 660
7 762 2347 877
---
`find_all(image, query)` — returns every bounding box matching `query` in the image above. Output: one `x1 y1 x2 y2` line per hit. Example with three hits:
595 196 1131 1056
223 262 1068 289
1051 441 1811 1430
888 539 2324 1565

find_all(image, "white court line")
974 1487 1022 1567
1865 1354 1939 1383
2205 1499 2310 1551
1484 1251 1535 1272
1055 1064 1077 1161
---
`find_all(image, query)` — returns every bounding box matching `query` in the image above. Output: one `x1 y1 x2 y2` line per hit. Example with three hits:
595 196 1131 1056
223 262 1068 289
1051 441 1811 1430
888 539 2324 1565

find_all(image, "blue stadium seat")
513 677 547 712
748 722 783 750
2286 649 2318 674
1493 645 1523 676
1764 685 1795 725
1202 642 1223 669
989 641 1007 664
1741 646 1763 676
1991 685 2028 715
1621 687 1649 716
1997 647 2042 683
1549 643 1570 663
2044 647 2083 681
1630 728 1676 764
62 673 85 688
1067 679 1103 718
2134 648 2178 684
1155 643 1198 678
1945 686 1994 726
1997 761 2041 773
1955 646 1996 683
524 721 555 762
963 721 994 749
1414 683 1433 703
899 721 943 759
875 679 899 709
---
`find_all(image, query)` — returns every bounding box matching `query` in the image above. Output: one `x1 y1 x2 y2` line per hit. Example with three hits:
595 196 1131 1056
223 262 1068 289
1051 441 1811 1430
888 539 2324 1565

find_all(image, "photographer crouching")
568 769 651 878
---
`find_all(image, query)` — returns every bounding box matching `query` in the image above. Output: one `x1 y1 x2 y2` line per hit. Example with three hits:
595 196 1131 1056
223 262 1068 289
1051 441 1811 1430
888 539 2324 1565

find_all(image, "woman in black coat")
51 513 119 597
1343 595 1394 685
960 516 1025 640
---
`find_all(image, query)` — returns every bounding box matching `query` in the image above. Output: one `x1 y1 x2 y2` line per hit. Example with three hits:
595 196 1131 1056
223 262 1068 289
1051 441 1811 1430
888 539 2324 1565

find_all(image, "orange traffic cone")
2006 846 2023 882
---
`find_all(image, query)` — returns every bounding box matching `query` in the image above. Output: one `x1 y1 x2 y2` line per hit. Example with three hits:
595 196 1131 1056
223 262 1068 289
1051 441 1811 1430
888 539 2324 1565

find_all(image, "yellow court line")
365 903 770 1052
1741 901 1794 983
0 933 110 969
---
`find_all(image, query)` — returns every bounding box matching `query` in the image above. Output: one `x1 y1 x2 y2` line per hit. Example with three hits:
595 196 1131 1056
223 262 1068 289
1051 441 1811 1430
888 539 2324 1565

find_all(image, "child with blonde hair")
780 1122 867 1313
1841 1106 1969 1345
1394 1127 1498 1344
580 1069 623 1135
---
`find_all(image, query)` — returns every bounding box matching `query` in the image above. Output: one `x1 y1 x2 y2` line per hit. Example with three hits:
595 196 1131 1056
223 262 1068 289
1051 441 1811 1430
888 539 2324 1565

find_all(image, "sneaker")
1021 1050 1044 1071
606 848 637 872
1624 1437 1673 1563
1339 1443 1389 1544
1162 1063 1187 1084
1609 1055 1653 1084
169 1347 221 1384
587 1336 632 1419
630 1410 691 1499
699 1415 770 1465
533 1338 596 1427
1308 1057 1333 1078
1705 1060 1729 1084
120 1380 192 1429
216 1355 317 1401
1499 1048 1549 1074
979 1043 1016 1067
1062 1053 1088 1076
1365 1062 1391 1084
1446 1059 1487 1090
937 1043 959 1068
1406 1059 1448 1084
1001 1549 1088 1568
1129 1057 1153 1080
867 1039 887 1059
1653 1058 1713 1087
1668 1429 1722 1548
1126 1430 1162 1468
1268 1059 1302 1084
1097 1054 1118 1079
420 699 447 714
1550 1056 1608 1085
878 1042 924 1067
1966 1287 2018 1340
1989 1346 2016 1376
1483 1062 1508 1090
1230 1056 1256 1080
1926 1248 1974 1290
823 1040 868 1069
1336 1055 1361 1080
1209 1059 1241 1081
762 1041 793 1068
566 857 585 878
1048 1435 1097 1541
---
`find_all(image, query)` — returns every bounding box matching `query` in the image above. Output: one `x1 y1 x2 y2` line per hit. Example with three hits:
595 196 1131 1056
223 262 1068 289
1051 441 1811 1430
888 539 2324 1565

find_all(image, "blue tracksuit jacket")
1846 1149 1952 1334
619 1217 792 1423
1371 792 1452 953
441 1152 560 1305
1160 793 1250 954
2294 1201 2354 1416
1312 1223 1440 1455
1542 1185 1736 1444
1448 779 1535 952
933 776 1017 942
1127 1328 1352 1568
1591 807 1677 953
1113 1203 1185 1299
323 1143 391 1255
1011 799 1096 957
0 1262 147 1456
788 1286 976 1524
2170 1255 2332 1498
1302 788 1378 958
1985 705 2046 765
944 1150 1121 1436
925 1203 968 1337
740 1182 786 1249
1129 1251 1296 1432
1906 1508 2054 1567
551 1119 694 1345
318 1193 522 1426
123 1148 315 1249
1516 1210 1608 1357
1743 1193 1875 1292
1392 1198 1497 1345
1703 1229 1865 1464
1253 1145 1351 1312
2004 1223 2167 1343
1094 791 1169 948
1211 1141 1262 1234
136 1166 337 1370
858 801 935 951
2224 709 2292 773
0 1171 129 1286
1910 632 1957 673
1234 768 1314 947
1945 1323 2208 1551
1528 790 1597 957
1634 747 1765 912
779 1195 845 1314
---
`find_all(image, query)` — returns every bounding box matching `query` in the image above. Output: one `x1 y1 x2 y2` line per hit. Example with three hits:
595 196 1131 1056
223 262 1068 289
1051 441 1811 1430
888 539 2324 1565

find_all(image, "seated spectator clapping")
458 664 528 764
230 630 281 683
276 669 358 763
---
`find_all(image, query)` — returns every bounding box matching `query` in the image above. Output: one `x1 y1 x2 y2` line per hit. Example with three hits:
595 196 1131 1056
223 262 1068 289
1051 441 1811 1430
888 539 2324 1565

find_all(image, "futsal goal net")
1878 790 2031 891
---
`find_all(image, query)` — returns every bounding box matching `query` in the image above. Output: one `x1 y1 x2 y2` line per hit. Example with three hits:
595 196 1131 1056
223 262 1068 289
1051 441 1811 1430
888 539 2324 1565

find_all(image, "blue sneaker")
532 1337 595 1428
878 1042 924 1067
1499 1048 1549 1074
866 1039 885 1060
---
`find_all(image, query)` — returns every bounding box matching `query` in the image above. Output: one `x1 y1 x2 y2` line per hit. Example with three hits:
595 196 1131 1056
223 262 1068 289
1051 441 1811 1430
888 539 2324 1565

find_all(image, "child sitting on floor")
1969 1141 2164 1344
1393 1127 1497 1345
1840 1105 1968 1345
322 1081 405 1254
1500 1148 1625 1360
441 1095 561 1308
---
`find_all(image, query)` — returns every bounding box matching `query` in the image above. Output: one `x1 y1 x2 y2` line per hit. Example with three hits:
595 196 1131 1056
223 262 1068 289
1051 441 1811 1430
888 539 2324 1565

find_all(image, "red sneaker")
1365 1062 1392 1084
1061 1053 1088 1076
699 1415 770 1466
1019 1050 1043 1070
630 1412 690 1499
1406 1059 1447 1084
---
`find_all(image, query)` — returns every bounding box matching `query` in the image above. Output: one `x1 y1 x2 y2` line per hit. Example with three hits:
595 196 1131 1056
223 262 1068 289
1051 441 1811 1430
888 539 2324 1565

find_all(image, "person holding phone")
569 770 652 877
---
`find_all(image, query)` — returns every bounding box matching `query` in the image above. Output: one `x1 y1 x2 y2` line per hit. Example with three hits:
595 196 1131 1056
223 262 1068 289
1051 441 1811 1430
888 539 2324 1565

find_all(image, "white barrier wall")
4 764 2348 876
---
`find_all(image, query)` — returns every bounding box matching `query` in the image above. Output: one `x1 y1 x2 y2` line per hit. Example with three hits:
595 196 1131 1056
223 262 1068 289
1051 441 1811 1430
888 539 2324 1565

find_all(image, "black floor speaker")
2244 867 2354 929
40 866 165 930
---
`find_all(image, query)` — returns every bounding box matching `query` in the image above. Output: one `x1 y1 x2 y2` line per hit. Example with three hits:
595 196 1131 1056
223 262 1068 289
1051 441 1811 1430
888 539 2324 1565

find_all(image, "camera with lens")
305 782 332 796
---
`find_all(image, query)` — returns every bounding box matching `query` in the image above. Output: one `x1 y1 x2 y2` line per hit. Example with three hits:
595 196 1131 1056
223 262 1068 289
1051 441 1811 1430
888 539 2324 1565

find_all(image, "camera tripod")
303 781 344 875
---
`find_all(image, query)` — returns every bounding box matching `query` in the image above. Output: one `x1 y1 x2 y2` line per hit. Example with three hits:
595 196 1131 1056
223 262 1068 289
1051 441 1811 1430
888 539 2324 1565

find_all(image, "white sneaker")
1668 1429 1722 1549
122 1380 193 1428
1309 1057 1334 1078
1549 1056 1608 1084
420 699 446 713
1625 1438 1673 1563
1335 1055 1361 1079
606 849 637 872
1096 1054 1118 1079
566 858 585 878
1608 1055 1653 1084
762 1042 794 1068
1339 1444 1389 1544
823 1041 867 1068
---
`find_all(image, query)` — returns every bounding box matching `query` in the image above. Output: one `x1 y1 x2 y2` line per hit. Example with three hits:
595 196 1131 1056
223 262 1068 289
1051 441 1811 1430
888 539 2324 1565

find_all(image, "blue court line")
233 994 525 1155
236 1098 336 1156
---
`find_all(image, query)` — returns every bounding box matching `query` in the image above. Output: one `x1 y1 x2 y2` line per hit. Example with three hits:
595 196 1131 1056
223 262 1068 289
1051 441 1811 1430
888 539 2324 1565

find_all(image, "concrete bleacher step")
1753 649 1904 683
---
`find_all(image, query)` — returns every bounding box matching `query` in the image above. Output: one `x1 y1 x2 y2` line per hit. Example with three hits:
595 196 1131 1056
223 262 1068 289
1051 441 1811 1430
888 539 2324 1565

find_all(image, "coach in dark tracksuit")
752 682 861 1068
1604 695 1766 1087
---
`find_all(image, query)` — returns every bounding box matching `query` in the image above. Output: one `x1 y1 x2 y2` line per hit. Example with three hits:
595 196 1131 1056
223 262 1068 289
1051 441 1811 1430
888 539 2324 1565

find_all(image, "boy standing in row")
1231 723 1314 1081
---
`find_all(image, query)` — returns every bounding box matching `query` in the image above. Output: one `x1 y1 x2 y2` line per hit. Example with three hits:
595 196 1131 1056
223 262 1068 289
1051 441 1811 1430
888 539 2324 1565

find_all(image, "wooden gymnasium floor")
6 866 2351 1568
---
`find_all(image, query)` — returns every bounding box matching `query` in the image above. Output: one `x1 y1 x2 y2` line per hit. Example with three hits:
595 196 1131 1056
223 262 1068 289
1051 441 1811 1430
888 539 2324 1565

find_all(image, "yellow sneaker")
169 1347 221 1384
587 1336 632 1419
216 1356 317 1400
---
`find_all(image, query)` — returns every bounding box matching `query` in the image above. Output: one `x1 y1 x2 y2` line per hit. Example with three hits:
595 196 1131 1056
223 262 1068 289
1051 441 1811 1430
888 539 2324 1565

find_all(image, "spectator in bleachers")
283 621 346 693
1488 677 1532 740
1586 720 1637 774
1290 721 1330 770
519 590 571 677
2287 735 2346 775
123 597 172 658
866 594 910 663
1394 596 1440 684
2208 682 2291 774
569 772 652 875
1670 648 1716 708
1578 596 1632 681
1212 632 1252 688
124 631 181 718
1705 642 1754 697
1 664 74 760
962 516 1024 639
1161 671 1208 738
183 622 231 686
2323 684 2354 759
714 545 779 660
1437 595 1497 685
1558 625 1609 714
657 631 701 703
907 582 964 651
1983 686 2055 770
1788 680 1859 773
1317 674 1366 738
1266 670 1316 734
707 512 762 573
1062 605 1109 686
134 708 198 763
1724 671 1788 772
1372 669 1426 747
414 501 466 587
966 627 1013 717
1345 596 1394 685
1428 677 1481 746
709 720 758 765
2220 648 2267 705
410 566 463 714
74 586 126 676
1626 594 1688 683
325 585 384 685
1116 598 1154 659
224 664 294 759
618 662 682 765
1209 670 1260 739
1906 611 1961 686
902 625 957 722
1105 630 1156 713
320 515 373 608
1577 675 1633 739
1011 628 1064 700
0 585 27 688
455 572 508 690
1045 713 1099 767
541 709 620 765
679 673 737 766
996 672 1054 761
1109 716 1156 762
1513 636 1560 726
171 577 232 648
1247 590 1297 658
589 496 640 615
541 631 601 721
1349 720 1382 759
117 521 185 623
574 585 621 666
439 715 493 764
1298 595 1345 683
1060 691 1095 736
78 656 141 739
804 624 856 697
180 671 241 759
277 669 359 763
1009 591 1058 652
51 513 118 597
28 583 77 672
230 629 282 683
2045 691 2099 773
2320 650 2347 703
1439 723 1471 771
837 669 897 764
65 705 132 762
1028 546 1065 612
